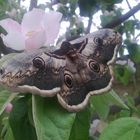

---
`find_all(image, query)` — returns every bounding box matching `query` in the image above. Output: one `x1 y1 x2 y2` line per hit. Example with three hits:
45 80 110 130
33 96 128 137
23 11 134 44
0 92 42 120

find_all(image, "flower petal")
25 30 46 50
5 103 13 113
1 32 25 50
0 18 21 33
21 8 45 35
43 11 62 45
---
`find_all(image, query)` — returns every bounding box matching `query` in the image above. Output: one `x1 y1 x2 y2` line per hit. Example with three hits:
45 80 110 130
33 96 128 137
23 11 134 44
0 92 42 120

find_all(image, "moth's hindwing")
0 29 122 112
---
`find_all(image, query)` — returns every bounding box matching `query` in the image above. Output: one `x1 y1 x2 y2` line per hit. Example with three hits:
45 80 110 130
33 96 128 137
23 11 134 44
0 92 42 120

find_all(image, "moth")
0 29 122 112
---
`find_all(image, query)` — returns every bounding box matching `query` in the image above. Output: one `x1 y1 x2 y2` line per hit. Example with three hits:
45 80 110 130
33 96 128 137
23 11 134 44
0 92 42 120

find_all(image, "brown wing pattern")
0 29 122 111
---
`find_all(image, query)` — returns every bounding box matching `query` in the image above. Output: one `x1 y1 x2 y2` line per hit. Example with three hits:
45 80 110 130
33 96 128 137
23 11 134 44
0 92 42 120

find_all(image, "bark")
103 3 140 28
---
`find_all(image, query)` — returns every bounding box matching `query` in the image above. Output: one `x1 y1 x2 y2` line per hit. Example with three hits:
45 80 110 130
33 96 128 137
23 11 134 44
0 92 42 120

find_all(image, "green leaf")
91 94 110 119
90 90 128 119
114 65 134 85
125 40 140 63
124 20 135 36
70 0 78 14
124 96 140 116
9 97 37 140
78 0 98 16
107 90 129 109
3 123 14 140
100 14 115 27
116 110 131 118
69 107 91 140
0 87 18 115
0 54 18 116
32 96 76 140
99 117 140 140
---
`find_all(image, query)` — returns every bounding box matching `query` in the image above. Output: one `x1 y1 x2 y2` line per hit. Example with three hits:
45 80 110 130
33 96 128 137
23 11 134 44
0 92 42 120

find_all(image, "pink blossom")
5 103 13 113
0 8 62 51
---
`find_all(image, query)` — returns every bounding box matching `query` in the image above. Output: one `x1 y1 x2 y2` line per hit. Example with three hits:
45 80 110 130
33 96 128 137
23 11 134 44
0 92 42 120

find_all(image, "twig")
103 3 140 28
135 33 140 40
126 0 136 19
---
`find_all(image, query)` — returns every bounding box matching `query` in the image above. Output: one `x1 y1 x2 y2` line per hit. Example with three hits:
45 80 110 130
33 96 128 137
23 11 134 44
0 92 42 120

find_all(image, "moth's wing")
56 28 122 112
70 28 122 64
0 48 65 96
0 29 122 111
57 56 113 112
0 40 87 97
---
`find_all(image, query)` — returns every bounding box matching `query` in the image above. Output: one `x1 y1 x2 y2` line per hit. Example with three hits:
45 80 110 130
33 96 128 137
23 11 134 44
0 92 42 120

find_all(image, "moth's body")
0 29 122 112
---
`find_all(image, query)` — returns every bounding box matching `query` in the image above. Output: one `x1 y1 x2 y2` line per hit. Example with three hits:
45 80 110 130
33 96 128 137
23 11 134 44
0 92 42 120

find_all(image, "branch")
85 15 93 34
29 0 37 11
126 0 136 19
50 0 60 6
103 3 140 28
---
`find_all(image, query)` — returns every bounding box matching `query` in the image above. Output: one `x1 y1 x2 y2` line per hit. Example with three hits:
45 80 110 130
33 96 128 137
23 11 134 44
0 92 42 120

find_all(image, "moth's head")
92 29 122 47
83 29 122 64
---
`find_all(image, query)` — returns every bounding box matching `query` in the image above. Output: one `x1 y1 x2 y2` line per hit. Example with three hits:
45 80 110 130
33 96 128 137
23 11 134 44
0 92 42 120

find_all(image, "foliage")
100 117 140 140
0 0 140 140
